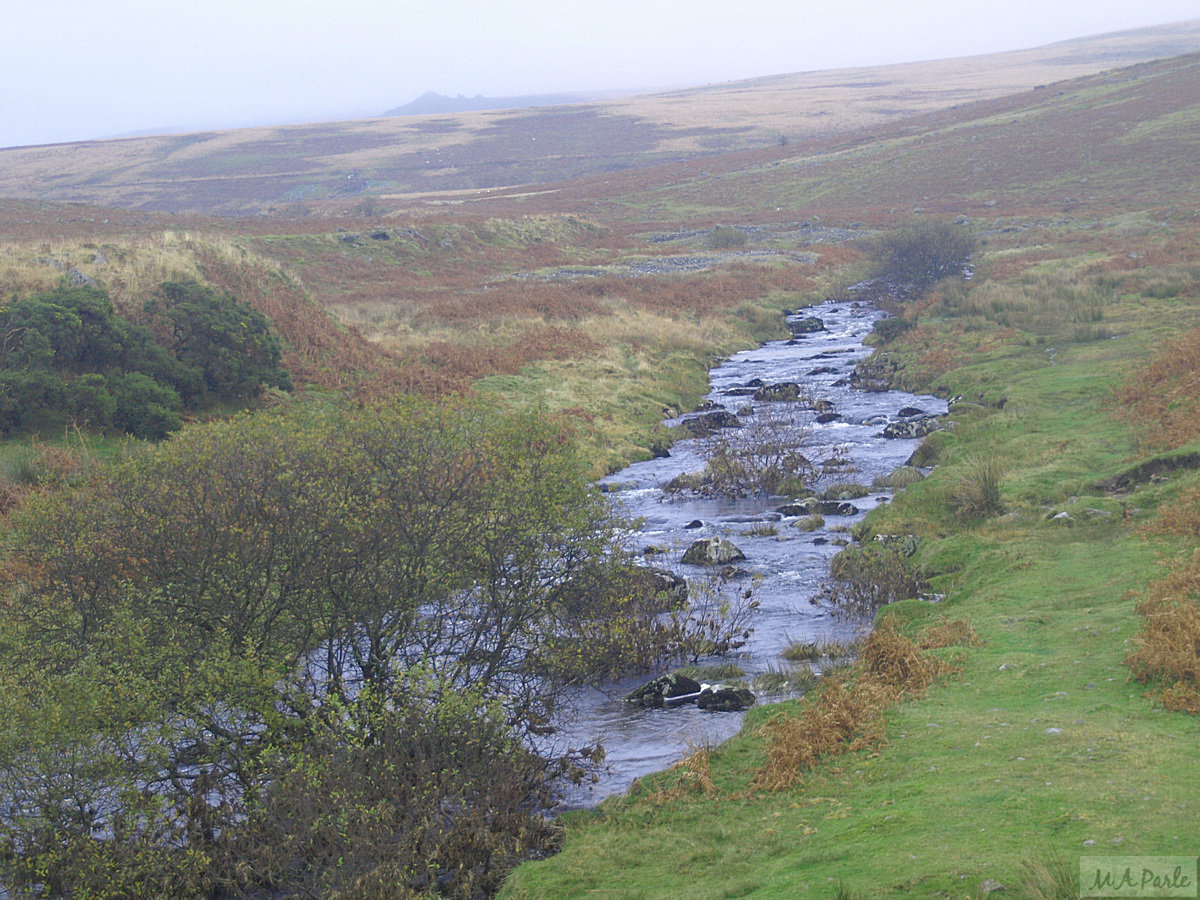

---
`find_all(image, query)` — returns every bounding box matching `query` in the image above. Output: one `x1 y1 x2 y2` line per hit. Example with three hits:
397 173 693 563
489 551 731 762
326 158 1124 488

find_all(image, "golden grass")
751 619 960 792
1127 549 1200 712
1115 325 1200 451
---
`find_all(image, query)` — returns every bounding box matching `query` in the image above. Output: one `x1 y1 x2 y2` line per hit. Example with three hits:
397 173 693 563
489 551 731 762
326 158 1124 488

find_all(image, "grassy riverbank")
500 216 1200 897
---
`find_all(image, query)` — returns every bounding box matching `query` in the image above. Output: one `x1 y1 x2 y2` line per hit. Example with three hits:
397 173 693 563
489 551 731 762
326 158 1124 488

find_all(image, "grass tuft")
946 455 1005 521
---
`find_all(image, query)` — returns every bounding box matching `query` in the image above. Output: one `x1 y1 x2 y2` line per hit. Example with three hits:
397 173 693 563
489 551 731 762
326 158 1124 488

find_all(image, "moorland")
1 17 1200 900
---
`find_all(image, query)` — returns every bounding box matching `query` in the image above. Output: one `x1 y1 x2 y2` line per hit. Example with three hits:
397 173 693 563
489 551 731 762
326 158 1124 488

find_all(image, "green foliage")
868 219 977 295
0 280 290 439
148 279 292 406
0 397 735 895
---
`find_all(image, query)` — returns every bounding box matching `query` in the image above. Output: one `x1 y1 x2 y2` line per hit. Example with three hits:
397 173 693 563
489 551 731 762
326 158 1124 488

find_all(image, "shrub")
828 544 926 617
869 219 977 295
706 225 748 249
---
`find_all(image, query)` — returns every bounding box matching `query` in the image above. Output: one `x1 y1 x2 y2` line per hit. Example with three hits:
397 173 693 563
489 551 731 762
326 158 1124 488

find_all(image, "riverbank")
500 218 1200 897
554 300 946 808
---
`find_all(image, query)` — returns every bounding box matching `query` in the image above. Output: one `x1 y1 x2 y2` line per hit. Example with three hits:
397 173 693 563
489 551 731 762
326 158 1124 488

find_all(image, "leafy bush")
0 399 745 894
0 280 290 439
148 279 292 405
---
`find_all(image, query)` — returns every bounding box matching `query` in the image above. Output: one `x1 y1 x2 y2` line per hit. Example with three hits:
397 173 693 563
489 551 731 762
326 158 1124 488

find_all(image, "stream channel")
553 299 947 809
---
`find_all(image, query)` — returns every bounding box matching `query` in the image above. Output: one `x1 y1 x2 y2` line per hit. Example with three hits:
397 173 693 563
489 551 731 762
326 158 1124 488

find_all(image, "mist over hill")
384 90 616 116
0 19 1197 215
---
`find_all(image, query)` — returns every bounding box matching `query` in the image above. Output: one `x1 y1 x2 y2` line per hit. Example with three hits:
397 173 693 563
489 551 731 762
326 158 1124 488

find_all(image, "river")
554 299 946 808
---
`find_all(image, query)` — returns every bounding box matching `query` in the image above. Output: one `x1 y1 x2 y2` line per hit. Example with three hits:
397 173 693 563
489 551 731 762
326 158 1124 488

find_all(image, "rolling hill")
0 19 1198 215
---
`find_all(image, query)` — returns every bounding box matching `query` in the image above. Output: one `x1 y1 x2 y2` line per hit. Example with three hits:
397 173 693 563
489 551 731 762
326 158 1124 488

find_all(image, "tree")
869 219 977 296
1 398 721 896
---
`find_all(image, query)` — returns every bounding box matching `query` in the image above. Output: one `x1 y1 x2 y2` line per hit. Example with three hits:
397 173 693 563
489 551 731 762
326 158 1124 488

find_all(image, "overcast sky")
2 0 1198 149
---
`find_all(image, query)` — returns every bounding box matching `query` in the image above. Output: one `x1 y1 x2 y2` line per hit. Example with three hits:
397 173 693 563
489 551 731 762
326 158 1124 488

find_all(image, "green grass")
500 223 1200 898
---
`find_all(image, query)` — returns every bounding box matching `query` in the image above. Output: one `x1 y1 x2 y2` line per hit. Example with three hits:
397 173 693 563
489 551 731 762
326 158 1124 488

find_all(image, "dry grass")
918 617 984 650
1115 326 1200 451
1127 549 1200 713
751 619 956 792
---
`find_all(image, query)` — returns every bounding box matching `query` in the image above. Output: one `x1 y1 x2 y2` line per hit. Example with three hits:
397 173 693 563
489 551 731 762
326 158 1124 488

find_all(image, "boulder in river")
697 685 756 711
777 498 858 518
790 316 826 334
682 409 742 437
753 381 801 402
624 673 703 708
882 417 945 439
681 536 746 566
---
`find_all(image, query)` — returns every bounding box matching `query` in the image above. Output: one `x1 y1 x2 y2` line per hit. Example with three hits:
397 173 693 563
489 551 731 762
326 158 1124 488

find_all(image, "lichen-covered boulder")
681 536 746 566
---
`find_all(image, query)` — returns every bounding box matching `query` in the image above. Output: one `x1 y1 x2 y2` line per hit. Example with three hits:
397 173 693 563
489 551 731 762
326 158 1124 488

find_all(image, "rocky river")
553 299 947 808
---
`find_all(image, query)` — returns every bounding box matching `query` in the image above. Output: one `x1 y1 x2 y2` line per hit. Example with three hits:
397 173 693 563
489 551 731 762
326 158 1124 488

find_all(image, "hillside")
2 29 1200 899
0 20 1198 215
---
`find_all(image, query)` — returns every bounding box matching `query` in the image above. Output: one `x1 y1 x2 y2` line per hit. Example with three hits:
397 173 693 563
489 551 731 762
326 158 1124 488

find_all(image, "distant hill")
384 91 615 116
1 19 1197 215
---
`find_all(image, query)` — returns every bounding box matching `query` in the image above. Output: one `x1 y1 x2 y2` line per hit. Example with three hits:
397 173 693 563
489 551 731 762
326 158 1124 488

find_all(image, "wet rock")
777 498 858 517
681 536 746 565
624 673 703 708
682 409 741 436
815 412 842 424
697 685 756 711
683 519 704 530
882 417 945 439
753 381 801 402
790 316 826 334
898 406 926 418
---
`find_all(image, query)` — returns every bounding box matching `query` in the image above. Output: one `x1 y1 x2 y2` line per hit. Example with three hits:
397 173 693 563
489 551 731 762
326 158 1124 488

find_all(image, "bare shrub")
868 219 977 295
667 404 830 498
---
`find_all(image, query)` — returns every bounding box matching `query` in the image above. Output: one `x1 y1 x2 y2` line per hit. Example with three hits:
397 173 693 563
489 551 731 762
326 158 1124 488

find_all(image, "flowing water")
554 300 946 807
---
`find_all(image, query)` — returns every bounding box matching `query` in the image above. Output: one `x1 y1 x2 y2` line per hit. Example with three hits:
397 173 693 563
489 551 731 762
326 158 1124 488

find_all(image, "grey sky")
2 0 1198 149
